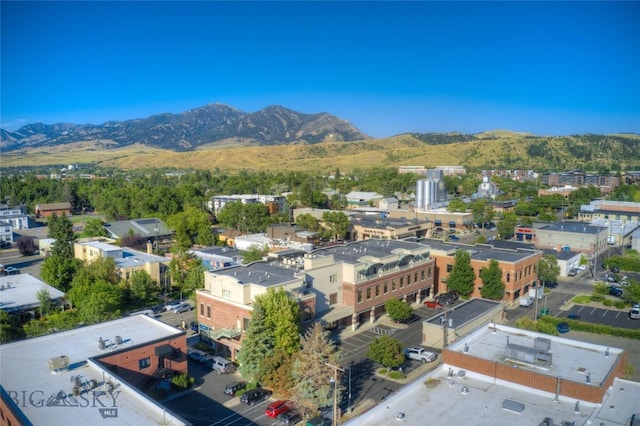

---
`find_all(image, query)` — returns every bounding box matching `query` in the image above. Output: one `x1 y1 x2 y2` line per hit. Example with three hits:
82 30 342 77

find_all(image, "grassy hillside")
1 133 639 173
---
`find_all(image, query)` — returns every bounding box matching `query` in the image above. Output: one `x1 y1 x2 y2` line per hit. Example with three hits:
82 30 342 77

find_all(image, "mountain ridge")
0 103 369 152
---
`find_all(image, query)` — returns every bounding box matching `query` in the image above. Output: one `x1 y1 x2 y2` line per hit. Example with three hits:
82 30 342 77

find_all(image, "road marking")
590 308 597 315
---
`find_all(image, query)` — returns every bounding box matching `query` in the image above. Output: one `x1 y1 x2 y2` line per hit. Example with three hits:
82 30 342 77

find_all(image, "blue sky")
1 1 639 138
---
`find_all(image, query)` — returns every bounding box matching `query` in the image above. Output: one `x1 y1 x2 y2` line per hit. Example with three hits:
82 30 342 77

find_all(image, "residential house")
34 202 72 218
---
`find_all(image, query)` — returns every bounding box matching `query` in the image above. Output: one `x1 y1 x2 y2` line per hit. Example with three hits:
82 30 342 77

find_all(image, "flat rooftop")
347 367 640 426
0 315 187 425
425 299 502 327
316 239 430 265
449 324 623 387
0 274 65 313
209 262 302 287
417 238 537 263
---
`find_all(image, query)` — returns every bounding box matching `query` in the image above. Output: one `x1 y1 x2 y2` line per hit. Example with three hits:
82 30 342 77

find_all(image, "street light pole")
348 366 352 414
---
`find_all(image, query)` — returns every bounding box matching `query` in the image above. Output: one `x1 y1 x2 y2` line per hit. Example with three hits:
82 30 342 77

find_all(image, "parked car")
610 266 620 273
519 297 534 307
278 409 302 425
609 286 624 298
0 241 11 249
629 304 640 320
173 302 193 314
567 313 581 320
4 266 19 275
405 347 437 363
557 322 570 334
447 235 459 241
224 381 247 396
240 388 272 406
423 300 444 309
435 294 455 305
164 301 181 312
265 400 293 418
187 349 212 363
568 268 577 277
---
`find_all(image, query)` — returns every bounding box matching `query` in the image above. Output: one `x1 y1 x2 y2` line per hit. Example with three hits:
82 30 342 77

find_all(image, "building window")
357 290 363 303
446 264 453 273
330 274 336 283
200 303 204 317
392 279 397 291
206 305 211 319
222 289 232 299
366 287 372 300
421 270 425 281
414 272 419 283
384 282 389 294
329 293 338 305
428 268 432 278
375 285 380 297
399 277 404 288
506 273 510 283
139 357 151 370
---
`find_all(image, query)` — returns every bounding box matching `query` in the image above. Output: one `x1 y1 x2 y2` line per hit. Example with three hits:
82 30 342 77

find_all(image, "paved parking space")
561 305 640 329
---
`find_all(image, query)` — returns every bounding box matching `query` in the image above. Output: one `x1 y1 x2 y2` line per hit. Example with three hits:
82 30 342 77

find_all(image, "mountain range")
0 104 369 152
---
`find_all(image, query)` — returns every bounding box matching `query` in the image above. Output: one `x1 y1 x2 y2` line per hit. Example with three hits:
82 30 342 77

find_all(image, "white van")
210 356 234 374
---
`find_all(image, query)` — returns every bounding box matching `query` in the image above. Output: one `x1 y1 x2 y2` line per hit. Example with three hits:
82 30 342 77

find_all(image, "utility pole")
324 362 344 426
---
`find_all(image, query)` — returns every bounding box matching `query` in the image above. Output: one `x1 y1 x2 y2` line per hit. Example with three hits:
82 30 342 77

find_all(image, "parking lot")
560 305 640 330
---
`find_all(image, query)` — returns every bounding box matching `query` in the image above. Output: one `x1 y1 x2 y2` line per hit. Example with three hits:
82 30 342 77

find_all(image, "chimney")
147 241 152 254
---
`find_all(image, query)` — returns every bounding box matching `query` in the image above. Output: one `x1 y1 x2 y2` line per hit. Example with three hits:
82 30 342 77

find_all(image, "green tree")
321 211 349 241
167 207 213 251
241 245 269 264
385 298 414 323
82 218 107 237
538 254 560 287
295 213 321 232
292 323 342 417
0 311 25 343
446 249 475 297
130 270 158 304
79 281 123 323
238 288 301 382
470 199 491 226
238 304 274 382
40 256 81 292
47 213 75 259
479 259 505 300
447 198 467 213
367 335 405 368
260 288 301 354
37 288 53 317
497 212 518 239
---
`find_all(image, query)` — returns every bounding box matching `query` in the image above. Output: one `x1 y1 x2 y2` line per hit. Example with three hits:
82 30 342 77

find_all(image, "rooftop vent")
48 355 70 372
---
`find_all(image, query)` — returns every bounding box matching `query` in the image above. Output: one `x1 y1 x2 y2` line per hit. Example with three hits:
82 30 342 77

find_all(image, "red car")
265 400 292 418
424 300 444 309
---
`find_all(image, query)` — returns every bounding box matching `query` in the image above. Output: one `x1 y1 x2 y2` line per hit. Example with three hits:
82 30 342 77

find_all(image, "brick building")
419 238 542 303
196 239 435 358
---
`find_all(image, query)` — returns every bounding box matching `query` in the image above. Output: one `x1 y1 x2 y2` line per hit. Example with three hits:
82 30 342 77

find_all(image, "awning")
319 305 354 323
155 344 174 357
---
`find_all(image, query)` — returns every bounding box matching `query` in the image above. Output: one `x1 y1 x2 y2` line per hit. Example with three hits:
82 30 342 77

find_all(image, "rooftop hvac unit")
48 355 70 371
534 337 551 352
115 335 122 345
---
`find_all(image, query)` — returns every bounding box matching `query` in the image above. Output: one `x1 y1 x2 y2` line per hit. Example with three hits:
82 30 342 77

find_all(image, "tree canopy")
385 298 414 323
479 259 505 300
367 335 405 368
445 249 476 297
